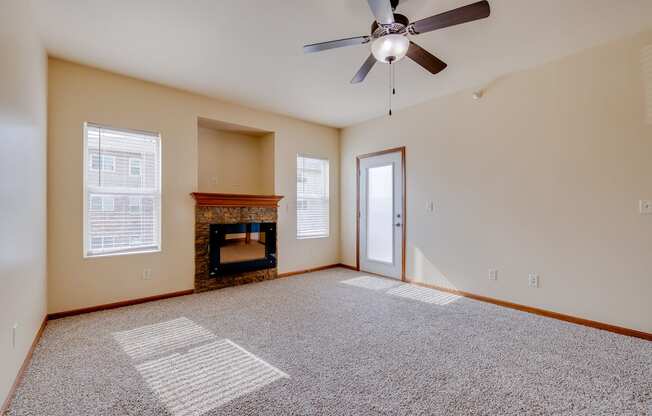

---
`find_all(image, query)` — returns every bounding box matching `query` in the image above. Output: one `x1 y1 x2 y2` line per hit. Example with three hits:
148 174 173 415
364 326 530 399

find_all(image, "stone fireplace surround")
191 193 284 293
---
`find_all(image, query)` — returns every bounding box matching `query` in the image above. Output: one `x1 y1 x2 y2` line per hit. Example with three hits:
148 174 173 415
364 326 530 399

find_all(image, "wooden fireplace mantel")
191 192 284 208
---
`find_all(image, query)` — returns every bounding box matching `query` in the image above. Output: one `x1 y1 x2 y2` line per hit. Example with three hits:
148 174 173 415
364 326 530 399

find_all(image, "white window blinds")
84 123 161 257
296 155 329 239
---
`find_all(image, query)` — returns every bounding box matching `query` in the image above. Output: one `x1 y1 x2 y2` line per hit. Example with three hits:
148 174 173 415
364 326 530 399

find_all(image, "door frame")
356 146 406 281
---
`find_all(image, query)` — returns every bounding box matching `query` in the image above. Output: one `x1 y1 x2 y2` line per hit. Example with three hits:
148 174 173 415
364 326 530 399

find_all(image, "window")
90 196 102 211
129 158 142 176
89 195 114 211
102 236 114 249
90 154 115 172
91 237 102 249
296 155 329 239
128 196 141 213
103 196 115 212
84 123 161 257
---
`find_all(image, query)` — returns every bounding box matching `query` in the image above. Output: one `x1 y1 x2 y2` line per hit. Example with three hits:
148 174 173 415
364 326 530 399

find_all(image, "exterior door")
358 149 404 279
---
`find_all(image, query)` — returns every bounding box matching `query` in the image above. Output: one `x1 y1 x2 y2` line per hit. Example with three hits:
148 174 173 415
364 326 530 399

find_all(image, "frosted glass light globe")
371 34 409 63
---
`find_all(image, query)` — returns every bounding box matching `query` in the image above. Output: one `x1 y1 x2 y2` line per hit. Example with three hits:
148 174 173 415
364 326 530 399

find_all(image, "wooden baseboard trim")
50 265 359 319
404 278 651 341
278 263 358 278
336 263 359 271
277 263 344 278
47 289 195 320
1 316 47 414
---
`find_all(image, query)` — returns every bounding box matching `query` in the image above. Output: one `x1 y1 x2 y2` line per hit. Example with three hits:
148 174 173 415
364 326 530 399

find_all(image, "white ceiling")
32 0 652 127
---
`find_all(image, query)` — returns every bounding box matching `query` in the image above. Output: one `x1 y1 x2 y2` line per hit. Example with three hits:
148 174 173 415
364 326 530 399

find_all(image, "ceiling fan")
303 0 491 84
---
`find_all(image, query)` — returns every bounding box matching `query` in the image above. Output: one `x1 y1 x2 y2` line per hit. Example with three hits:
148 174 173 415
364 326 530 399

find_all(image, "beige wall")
260 133 275 195
341 30 652 333
0 1 48 406
48 58 340 314
197 127 272 194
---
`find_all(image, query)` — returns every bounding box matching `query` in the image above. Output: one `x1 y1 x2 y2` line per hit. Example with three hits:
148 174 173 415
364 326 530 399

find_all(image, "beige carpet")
7 268 652 415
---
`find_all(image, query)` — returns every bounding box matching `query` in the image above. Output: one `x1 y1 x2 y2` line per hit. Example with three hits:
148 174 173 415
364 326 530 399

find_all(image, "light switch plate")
640 200 652 215
426 201 435 213
528 273 539 288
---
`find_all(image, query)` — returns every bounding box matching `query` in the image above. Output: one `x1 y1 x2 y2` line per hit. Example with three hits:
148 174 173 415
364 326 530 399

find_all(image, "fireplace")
209 222 276 276
191 192 283 293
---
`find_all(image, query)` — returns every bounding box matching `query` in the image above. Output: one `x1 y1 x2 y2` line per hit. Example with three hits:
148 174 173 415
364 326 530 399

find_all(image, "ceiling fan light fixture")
371 34 409 63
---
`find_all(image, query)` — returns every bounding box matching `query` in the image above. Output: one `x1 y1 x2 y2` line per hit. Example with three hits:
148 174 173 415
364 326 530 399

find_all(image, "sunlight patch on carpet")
135 339 289 416
113 318 289 415
113 317 216 361
341 276 461 306
386 284 461 305
340 275 402 291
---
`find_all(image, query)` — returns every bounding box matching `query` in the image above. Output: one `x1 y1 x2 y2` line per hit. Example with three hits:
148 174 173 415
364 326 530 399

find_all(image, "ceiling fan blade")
303 36 370 53
351 54 377 84
407 42 447 74
410 0 490 34
367 0 395 25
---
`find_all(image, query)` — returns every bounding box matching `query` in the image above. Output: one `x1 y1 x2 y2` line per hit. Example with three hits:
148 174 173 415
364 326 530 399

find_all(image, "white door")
359 150 403 279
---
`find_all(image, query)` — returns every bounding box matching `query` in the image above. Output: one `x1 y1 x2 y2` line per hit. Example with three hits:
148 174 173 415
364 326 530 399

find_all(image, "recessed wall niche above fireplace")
191 192 283 293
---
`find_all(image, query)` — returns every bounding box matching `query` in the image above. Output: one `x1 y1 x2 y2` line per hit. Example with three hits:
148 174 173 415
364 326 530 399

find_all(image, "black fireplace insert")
208 223 276 276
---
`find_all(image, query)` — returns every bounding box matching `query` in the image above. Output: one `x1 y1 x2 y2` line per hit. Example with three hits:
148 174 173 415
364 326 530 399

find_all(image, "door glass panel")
367 164 393 263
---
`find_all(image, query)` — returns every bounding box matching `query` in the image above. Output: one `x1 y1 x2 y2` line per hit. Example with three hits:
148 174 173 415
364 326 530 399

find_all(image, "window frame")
82 122 162 258
296 153 330 240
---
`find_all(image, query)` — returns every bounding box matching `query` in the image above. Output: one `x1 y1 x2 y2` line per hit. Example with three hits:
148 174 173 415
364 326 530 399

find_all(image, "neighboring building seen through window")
84 123 161 257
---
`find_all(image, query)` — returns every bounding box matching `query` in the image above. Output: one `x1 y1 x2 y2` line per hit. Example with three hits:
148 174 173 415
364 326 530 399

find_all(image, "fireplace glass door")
209 223 276 276
221 226 266 263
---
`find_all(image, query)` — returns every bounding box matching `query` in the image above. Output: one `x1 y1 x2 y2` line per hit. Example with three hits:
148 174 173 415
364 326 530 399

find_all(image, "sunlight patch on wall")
643 45 652 124
135 339 289 416
113 317 216 361
386 284 462 306
410 245 458 290
113 317 289 415
341 275 402 291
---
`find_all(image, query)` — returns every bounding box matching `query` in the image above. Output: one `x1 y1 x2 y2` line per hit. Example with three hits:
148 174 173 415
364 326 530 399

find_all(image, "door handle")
395 223 402 227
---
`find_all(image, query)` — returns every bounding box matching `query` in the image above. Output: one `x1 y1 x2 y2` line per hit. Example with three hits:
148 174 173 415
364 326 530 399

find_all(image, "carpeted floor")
7 268 652 415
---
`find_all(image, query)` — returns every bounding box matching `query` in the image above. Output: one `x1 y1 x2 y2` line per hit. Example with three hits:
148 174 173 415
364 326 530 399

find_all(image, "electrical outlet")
489 269 498 280
12 323 18 349
528 273 539 288
640 200 652 215
142 268 152 280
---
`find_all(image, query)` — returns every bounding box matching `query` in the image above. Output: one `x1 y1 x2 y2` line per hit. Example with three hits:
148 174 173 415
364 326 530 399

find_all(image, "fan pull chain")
392 61 396 95
388 61 393 116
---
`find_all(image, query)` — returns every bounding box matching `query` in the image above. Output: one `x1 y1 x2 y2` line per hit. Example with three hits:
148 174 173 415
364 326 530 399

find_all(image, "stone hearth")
192 193 283 293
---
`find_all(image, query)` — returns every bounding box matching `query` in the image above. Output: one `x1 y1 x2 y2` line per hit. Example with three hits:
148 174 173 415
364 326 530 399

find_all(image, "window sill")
84 248 161 259
296 235 329 240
